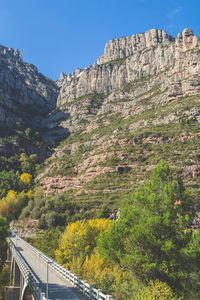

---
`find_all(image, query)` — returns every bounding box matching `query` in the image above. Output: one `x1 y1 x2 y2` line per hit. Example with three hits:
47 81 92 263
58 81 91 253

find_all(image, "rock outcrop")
54 28 200 136
97 29 175 64
57 28 200 106
38 28 200 200
0 44 59 128
0 44 69 155
0 45 22 59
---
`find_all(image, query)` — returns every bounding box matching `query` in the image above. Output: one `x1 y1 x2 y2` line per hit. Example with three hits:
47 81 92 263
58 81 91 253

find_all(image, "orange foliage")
0 201 8 217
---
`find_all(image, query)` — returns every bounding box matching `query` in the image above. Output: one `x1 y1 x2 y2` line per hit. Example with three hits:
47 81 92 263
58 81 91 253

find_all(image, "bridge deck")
11 237 89 300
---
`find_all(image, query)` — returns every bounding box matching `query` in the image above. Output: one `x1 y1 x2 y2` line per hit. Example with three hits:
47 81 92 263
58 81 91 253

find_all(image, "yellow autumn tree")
83 247 123 282
133 280 177 300
55 219 111 270
54 219 145 298
81 247 134 298
7 190 17 198
4 191 17 219
20 173 32 184
0 190 33 220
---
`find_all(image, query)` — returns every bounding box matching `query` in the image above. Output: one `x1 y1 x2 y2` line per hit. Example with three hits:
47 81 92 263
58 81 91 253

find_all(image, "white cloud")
167 6 182 18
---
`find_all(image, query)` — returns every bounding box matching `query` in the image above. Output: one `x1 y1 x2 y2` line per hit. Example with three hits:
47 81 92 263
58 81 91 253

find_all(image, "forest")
0 159 199 299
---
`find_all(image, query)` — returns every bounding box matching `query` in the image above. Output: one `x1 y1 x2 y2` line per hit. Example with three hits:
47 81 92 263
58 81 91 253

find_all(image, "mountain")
0 28 200 223
0 45 68 157
40 28 200 211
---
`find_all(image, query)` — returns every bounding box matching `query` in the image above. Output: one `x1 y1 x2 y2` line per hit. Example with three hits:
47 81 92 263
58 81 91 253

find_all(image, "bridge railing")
9 238 47 300
16 235 113 300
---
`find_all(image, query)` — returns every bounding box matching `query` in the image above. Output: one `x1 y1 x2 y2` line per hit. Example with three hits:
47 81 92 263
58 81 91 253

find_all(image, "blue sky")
0 0 199 80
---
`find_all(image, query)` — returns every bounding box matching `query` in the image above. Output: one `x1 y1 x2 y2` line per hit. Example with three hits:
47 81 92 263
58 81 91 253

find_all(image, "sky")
0 0 199 80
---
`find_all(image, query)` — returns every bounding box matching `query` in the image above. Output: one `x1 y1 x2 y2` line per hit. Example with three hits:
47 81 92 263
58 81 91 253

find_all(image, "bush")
37 217 46 229
20 173 32 185
31 208 41 219
33 227 62 259
0 170 21 198
45 212 64 228
106 157 121 167
133 280 177 300
0 265 10 300
96 204 111 218
19 200 34 219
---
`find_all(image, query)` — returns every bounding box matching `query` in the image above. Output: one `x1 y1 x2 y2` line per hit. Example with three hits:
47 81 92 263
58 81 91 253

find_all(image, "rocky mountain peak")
0 42 61 155
56 28 200 107
176 28 200 51
0 27 200 159
0 45 22 60
97 28 175 65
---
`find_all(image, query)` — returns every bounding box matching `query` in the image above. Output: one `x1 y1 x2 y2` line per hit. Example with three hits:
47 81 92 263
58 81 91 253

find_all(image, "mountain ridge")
0 28 199 223
34 28 200 217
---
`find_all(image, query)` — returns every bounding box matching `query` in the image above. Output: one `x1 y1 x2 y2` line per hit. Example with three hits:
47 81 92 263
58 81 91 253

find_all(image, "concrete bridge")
5 236 113 300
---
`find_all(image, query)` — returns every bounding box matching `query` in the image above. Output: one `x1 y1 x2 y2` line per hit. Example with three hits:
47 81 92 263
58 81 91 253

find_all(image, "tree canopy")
0 170 21 198
0 217 9 270
98 161 200 298
55 219 111 268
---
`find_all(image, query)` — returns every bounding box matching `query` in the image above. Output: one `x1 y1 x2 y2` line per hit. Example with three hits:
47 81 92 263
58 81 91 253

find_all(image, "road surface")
11 237 89 300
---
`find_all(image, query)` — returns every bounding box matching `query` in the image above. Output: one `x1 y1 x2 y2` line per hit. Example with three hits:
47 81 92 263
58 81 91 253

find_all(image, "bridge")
5 236 113 300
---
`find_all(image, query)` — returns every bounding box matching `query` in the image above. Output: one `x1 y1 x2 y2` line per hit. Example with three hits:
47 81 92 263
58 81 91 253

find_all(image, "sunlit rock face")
57 28 200 104
0 28 200 158
37 28 200 197
56 28 200 133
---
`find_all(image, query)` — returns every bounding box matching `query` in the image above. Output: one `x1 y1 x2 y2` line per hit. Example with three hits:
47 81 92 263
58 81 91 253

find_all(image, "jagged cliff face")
0 45 69 155
38 28 200 211
0 45 58 126
56 28 200 132
57 28 199 100
57 29 174 100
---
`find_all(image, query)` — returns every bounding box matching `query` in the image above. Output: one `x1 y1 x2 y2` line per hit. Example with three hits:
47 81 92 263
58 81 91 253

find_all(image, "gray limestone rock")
57 28 200 107
1 28 200 156
0 44 59 128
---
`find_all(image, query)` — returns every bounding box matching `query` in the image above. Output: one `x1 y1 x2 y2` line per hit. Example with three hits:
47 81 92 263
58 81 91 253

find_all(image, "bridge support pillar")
4 286 20 300
13 260 20 286
5 248 11 269
21 283 33 300
5 259 22 300
7 247 11 261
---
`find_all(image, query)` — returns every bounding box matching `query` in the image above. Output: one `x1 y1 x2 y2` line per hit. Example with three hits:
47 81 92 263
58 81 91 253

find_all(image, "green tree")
98 161 200 298
25 128 32 139
33 227 62 259
19 153 38 174
45 211 64 228
0 170 21 198
0 265 10 300
0 217 9 270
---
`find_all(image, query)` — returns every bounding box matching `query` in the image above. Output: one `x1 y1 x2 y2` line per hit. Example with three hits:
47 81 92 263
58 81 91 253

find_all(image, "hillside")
35 28 200 225
0 28 199 228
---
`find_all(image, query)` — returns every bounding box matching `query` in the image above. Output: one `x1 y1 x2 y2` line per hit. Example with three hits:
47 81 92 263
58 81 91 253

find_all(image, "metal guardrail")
9 238 47 300
15 235 113 300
